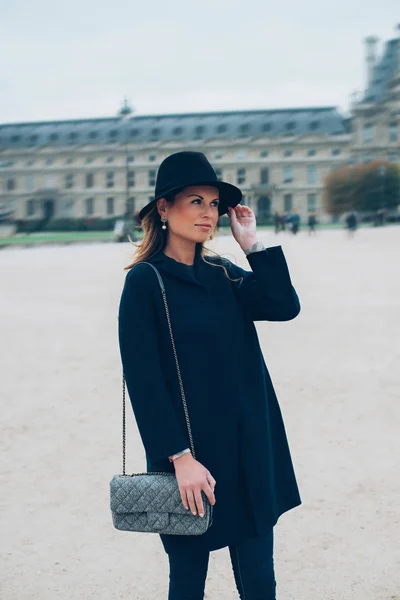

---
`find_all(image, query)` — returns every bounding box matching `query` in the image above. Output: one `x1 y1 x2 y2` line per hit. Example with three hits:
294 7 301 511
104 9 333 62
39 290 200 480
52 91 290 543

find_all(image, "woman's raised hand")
227 204 258 250
172 453 216 517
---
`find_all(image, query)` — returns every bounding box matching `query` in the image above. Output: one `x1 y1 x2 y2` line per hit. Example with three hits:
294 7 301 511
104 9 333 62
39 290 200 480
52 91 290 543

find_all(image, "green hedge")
13 217 121 233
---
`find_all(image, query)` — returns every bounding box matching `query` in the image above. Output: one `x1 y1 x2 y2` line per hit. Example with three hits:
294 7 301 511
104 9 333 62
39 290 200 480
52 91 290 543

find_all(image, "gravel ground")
1 225 399 600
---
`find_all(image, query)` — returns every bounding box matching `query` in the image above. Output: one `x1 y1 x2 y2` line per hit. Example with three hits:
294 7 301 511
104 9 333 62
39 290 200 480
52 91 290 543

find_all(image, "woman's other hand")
172 453 216 517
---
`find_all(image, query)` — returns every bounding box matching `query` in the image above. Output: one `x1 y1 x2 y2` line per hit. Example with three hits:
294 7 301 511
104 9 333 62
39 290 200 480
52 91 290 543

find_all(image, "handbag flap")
110 474 188 515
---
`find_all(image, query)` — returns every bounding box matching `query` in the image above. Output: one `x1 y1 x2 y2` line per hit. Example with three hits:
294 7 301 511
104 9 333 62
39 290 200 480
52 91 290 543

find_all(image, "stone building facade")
0 30 399 225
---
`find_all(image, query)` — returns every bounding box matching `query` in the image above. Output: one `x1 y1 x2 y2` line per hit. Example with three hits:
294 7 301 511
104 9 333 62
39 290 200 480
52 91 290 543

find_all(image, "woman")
118 151 301 600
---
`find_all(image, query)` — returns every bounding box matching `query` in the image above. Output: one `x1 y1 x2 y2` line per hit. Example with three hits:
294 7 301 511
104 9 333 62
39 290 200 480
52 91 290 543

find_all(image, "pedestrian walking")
290 210 300 235
345 211 358 237
273 211 281 234
307 212 318 236
117 151 301 599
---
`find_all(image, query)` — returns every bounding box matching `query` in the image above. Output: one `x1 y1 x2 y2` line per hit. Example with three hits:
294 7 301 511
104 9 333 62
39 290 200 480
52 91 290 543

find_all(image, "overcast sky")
0 0 399 124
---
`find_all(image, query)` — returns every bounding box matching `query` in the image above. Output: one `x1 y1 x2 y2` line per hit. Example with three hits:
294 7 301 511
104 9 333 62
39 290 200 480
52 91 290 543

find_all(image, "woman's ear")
156 197 167 217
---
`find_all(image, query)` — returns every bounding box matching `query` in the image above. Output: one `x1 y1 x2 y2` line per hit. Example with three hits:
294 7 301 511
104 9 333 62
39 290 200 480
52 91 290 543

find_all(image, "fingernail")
200 513 204 518
192 511 196 516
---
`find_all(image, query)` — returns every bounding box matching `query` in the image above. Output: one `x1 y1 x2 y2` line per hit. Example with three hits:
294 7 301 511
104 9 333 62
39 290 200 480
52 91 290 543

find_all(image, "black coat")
118 244 301 554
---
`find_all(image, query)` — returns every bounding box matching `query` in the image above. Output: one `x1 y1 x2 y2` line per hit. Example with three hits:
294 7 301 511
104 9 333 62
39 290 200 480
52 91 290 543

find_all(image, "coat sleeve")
225 245 301 322
118 266 190 463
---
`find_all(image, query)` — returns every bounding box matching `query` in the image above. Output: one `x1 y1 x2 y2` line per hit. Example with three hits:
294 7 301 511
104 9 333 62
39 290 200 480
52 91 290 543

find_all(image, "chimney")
364 35 379 88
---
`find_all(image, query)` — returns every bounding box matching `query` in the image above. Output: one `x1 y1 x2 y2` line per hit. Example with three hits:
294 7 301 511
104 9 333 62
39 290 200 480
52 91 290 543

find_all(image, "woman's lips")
196 224 212 230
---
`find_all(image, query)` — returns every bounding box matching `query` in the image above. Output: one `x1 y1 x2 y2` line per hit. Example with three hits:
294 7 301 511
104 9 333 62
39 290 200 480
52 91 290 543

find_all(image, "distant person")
307 212 318 236
291 211 300 235
374 208 386 227
345 211 358 236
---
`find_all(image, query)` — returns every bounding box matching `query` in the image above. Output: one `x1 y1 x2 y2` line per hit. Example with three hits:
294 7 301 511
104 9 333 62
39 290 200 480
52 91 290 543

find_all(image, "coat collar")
146 248 207 289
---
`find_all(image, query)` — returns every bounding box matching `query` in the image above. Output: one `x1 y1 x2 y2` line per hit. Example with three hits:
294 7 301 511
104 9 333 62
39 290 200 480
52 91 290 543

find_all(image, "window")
262 123 272 132
307 149 316 157
307 193 317 211
285 121 296 132
332 148 341 156
26 199 36 216
284 148 292 157
89 131 98 140
128 170 135 187
173 127 183 136
46 158 53 165
237 149 247 160
50 133 59 142
284 193 292 212
260 149 268 158
66 157 73 164
106 156 114 163
389 122 398 142
11 135 21 143
25 160 34 166
86 197 94 216
127 155 134 163
6 178 15 191
149 153 157 162
214 150 223 159
216 124 227 134
149 170 156 186
388 152 398 162
307 165 317 184
45 174 55 188
106 197 114 215
109 130 118 140
363 123 374 143
194 125 205 138
26 174 35 191
260 168 269 185
239 124 250 137
29 134 38 144
150 128 160 140
215 168 223 181
68 132 78 142
85 157 94 164
130 128 140 138
86 173 94 188
309 121 319 131
65 174 73 189
237 168 246 184
283 165 293 183
106 172 114 188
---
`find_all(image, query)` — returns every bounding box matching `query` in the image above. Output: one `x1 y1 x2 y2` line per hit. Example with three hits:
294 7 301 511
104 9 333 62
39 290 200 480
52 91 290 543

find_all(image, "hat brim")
139 180 242 221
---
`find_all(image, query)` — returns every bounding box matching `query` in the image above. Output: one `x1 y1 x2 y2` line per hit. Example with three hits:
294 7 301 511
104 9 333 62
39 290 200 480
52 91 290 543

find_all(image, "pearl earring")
161 217 167 230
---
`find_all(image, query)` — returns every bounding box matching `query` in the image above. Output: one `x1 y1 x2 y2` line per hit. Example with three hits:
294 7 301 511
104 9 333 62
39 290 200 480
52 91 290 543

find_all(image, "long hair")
124 193 241 283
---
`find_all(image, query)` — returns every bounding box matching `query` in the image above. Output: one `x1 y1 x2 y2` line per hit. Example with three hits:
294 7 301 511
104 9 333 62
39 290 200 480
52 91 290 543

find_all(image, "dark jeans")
167 531 276 600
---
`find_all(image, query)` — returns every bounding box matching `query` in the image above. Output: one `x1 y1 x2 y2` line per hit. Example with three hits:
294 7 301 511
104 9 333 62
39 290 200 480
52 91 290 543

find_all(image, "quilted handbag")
110 262 214 535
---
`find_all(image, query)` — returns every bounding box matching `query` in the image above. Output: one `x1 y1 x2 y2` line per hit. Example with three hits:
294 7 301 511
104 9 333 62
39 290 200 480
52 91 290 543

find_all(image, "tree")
324 160 400 216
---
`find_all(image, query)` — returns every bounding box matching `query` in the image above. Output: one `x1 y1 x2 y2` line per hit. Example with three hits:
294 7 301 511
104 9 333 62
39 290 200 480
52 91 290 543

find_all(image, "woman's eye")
191 199 219 208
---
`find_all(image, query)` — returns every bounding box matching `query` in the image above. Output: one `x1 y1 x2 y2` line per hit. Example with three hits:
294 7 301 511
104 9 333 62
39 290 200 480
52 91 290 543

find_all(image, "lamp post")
378 164 386 226
118 98 136 241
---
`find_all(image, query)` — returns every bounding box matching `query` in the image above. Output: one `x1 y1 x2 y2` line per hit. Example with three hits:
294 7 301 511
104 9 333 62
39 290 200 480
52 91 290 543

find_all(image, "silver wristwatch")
244 241 266 255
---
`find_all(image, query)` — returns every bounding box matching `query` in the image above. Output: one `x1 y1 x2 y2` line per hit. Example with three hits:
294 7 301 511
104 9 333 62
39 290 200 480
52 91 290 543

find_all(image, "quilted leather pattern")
110 473 213 535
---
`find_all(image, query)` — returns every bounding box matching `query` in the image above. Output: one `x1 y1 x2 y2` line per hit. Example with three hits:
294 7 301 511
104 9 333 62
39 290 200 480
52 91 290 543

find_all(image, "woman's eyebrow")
188 194 219 201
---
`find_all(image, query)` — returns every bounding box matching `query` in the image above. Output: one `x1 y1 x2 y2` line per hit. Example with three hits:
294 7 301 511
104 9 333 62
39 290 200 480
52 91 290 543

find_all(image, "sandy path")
1 226 399 599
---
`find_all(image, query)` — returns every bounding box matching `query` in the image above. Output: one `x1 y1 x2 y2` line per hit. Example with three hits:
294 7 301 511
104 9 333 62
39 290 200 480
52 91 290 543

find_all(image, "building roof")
362 38 400 103
0 107 347 149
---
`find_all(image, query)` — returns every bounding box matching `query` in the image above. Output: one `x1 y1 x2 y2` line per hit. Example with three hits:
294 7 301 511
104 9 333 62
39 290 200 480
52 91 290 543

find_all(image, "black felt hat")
139 151 242 221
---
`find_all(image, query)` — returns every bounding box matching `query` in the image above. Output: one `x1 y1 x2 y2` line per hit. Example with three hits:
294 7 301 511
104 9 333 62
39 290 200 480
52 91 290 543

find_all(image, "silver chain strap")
122 263 196 476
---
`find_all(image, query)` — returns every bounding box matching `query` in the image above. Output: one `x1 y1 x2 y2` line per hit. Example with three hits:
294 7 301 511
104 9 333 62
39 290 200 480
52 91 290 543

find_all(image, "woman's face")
159 185 220 243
